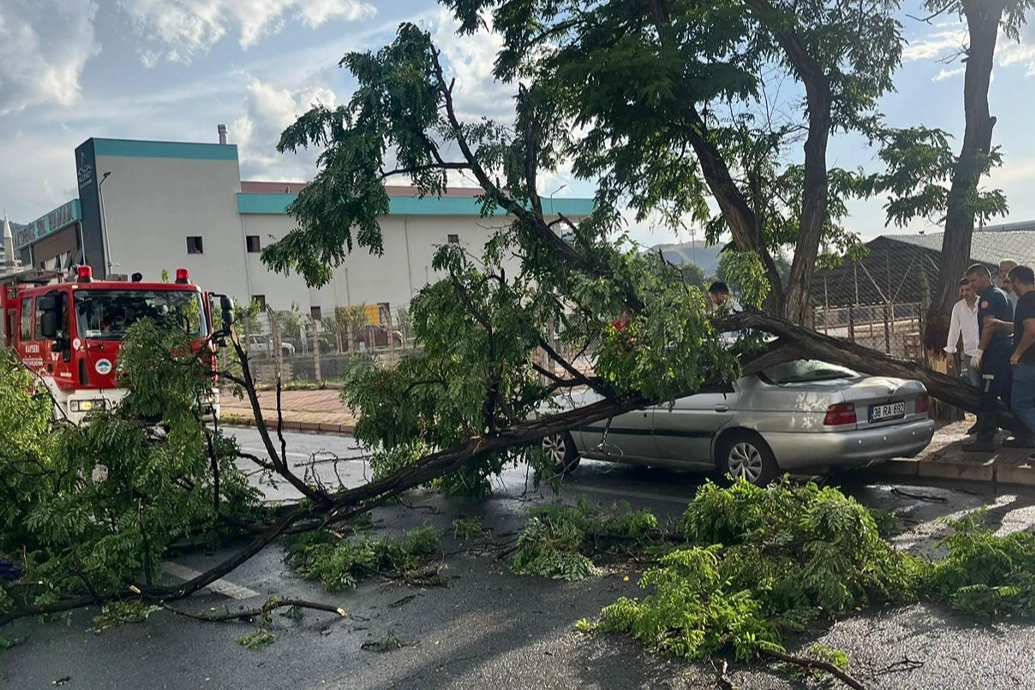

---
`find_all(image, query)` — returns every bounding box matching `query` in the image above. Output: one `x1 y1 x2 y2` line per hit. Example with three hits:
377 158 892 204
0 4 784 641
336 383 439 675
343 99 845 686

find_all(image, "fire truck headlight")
70 399 106 413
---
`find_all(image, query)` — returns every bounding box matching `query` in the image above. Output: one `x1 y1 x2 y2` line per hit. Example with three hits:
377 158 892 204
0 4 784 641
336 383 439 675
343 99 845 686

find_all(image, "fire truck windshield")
74 289 208 341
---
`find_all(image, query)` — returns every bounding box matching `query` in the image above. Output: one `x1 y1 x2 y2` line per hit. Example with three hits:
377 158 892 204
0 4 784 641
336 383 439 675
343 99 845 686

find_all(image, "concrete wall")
238 213 525 316
94 148 249 299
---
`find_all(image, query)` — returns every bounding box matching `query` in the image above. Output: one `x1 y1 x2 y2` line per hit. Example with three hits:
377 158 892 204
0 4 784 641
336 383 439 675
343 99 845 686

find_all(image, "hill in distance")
649 241 723 276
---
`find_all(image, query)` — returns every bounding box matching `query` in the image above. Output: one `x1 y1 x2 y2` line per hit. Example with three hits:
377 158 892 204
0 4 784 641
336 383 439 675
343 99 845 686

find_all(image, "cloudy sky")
3 1 1035 249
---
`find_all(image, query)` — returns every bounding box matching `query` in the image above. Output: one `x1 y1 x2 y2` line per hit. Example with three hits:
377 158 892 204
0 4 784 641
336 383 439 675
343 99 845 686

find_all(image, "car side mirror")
219 295 235 329
40 311 59 340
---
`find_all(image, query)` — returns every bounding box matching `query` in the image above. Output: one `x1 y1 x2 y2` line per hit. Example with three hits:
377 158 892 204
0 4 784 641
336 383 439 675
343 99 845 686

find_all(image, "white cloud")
0 130 81 222
904 20 1035 77
902 28 966 62
231 77 339 179
0 0 100 114
933 66 965 82
118 0 377 65
426 9 515 120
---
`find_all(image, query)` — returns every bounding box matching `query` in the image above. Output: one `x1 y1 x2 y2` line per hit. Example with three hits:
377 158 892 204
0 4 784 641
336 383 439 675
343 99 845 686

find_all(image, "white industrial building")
14 134 593 325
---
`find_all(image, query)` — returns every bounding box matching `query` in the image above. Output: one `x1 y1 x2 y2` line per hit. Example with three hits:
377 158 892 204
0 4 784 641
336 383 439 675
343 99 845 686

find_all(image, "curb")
220 413 355 436
867 457 1035 488
216 416 1035 488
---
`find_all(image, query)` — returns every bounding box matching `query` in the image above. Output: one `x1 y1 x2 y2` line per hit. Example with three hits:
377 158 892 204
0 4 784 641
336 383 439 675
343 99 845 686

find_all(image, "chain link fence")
243 337 420 385
814 302 925 362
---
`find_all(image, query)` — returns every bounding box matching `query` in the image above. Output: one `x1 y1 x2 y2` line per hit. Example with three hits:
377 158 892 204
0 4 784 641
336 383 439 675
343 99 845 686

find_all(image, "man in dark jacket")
963 264 1015 452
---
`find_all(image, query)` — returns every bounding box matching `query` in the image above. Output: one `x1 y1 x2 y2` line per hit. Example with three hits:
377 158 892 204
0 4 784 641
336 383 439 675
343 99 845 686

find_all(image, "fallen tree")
722 310 1022 433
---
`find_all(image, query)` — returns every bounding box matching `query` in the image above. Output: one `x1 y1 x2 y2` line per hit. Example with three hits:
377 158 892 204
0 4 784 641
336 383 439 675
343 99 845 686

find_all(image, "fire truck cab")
2 265 234 426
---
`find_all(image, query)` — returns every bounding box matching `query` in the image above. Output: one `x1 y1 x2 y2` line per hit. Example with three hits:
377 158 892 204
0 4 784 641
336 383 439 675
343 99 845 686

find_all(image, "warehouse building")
15 134 593 324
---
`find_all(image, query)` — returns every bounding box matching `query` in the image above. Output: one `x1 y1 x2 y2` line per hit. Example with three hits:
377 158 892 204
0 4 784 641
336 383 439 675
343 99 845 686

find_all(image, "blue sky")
2 0 1035 250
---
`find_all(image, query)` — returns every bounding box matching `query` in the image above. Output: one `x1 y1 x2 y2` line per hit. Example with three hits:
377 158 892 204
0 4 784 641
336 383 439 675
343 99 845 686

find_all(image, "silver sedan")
540 359 935 486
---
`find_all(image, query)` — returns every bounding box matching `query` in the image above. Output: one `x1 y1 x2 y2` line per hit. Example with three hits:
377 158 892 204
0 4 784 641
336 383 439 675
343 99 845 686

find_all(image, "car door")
577 406 657 462
651 380 738 468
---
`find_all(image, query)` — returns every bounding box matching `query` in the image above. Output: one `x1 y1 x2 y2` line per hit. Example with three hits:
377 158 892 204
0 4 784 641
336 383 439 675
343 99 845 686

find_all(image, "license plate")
869 402 905 423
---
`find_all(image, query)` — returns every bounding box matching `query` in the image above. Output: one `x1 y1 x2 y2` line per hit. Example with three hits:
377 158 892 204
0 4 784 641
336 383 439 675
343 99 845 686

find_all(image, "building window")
310 306 322 321
187 236 204 254
246 235 261 253
447 234 459 244
252 294 266 311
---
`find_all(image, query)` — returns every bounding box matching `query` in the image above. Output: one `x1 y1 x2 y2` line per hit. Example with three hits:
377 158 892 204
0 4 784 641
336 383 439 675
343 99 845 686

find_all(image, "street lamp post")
98 171 113 277
547 183 567 216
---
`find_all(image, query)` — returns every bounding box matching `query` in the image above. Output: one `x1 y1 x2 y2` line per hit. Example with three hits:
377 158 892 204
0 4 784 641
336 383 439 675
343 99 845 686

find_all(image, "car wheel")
542 432 580 474
717 431 780 487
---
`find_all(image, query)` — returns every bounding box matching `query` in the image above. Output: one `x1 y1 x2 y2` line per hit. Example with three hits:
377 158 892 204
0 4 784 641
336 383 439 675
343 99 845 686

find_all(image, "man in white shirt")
945 277 980 387
1000 259 1020 311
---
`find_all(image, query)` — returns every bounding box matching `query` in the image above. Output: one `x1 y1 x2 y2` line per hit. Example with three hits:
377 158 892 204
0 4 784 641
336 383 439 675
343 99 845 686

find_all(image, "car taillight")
916 395 930 415
823 403 857 426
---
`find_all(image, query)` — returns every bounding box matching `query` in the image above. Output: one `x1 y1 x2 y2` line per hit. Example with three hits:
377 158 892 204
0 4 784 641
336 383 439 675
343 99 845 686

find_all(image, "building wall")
92 144 250 299
238 212 524 315
31 224 80 270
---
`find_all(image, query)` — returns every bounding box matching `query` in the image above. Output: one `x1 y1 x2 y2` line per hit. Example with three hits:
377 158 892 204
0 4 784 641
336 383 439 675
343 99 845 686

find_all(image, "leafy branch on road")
502 480 1035 688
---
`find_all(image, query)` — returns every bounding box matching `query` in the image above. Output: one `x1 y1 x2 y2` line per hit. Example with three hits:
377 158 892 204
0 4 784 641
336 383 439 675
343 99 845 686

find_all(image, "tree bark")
742 0 832 328
923 0 1003 418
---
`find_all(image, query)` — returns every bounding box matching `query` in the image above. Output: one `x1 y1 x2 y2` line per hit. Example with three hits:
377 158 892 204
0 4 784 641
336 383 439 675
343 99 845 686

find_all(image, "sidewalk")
220 395 1035 486
870 414 1035 487
221 389 356 435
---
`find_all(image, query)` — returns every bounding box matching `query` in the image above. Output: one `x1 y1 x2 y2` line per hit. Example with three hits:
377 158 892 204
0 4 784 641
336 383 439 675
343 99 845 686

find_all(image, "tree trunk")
743 0 833 328
922 1 1002 421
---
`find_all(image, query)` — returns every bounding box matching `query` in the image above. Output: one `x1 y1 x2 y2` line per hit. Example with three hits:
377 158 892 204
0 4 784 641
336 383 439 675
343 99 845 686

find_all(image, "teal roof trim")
237 193 595 217
92 138 239 161
14 199 83 250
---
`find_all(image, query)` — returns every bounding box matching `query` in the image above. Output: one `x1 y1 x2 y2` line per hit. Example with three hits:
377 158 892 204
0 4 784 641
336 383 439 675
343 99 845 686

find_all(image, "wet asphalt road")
3 428 1035 690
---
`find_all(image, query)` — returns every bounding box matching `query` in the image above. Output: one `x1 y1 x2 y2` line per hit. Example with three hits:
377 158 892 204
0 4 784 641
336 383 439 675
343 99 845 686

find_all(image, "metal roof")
811 227 1035 308
886 230 1035 268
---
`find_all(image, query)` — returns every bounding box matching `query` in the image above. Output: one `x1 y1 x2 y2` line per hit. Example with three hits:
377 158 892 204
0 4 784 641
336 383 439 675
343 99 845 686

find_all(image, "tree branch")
760 648 868 690
161 597 347 623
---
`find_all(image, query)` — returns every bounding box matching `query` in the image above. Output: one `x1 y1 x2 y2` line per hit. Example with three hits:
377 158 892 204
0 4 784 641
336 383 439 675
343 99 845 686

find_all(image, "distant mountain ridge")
649 241 723 276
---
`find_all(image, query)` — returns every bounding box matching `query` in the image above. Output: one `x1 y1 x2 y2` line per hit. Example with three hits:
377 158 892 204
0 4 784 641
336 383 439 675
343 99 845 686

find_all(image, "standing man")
945 277 981 387
1000 259 1020 311
1007 266 1035 453
963 264 1015 452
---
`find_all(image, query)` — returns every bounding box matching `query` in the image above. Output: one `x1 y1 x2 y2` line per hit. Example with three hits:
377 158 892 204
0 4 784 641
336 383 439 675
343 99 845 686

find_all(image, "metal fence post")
883 305 891 354
313 319 322 382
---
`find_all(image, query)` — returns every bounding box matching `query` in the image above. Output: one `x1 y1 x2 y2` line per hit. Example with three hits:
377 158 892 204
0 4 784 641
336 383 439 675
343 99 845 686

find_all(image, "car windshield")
74 289 207 340
762 359 859 384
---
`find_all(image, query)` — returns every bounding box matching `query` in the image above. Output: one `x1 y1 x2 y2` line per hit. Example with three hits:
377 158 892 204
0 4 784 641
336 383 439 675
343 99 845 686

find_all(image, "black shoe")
966 423 979 435
1003 437 1035 449
962 439 996 453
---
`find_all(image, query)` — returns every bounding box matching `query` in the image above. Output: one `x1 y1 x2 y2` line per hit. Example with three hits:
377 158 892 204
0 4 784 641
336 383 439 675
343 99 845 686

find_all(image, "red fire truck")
2 265 234 426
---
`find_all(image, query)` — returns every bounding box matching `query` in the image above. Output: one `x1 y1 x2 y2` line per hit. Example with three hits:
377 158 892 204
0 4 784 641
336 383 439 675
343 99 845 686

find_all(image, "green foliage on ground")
510 498 663 581
925 510 1035 617
238 628 276 650
452 517 484 541
0 323 262 616
285 525 441 592
573 480 925 662
90 601 162 634
562 480 1035 664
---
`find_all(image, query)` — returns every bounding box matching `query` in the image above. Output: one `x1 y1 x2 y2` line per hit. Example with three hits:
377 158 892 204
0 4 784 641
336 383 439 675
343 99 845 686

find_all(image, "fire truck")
1 265 234 426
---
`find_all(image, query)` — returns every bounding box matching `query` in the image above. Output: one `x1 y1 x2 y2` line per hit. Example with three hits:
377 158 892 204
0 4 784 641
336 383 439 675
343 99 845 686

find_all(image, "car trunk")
834 376 927 430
